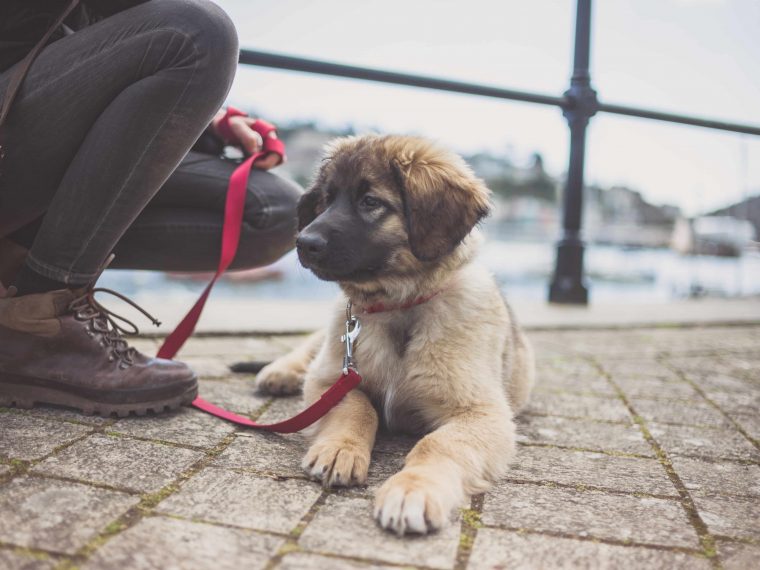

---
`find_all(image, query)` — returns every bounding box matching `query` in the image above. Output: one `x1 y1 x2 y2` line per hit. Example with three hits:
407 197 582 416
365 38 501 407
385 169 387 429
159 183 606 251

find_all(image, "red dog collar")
360 290 442 314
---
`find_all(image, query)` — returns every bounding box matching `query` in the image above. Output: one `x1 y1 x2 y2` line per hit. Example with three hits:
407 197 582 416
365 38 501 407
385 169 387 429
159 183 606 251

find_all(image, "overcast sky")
215 0 760 216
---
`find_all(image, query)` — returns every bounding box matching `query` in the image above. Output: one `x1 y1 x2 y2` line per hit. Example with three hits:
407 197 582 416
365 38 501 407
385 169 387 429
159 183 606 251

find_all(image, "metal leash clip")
341 300 361 374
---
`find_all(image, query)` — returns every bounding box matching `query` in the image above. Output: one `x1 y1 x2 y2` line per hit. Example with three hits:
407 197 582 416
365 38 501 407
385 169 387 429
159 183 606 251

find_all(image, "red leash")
192 368 361 433
157 107 361 432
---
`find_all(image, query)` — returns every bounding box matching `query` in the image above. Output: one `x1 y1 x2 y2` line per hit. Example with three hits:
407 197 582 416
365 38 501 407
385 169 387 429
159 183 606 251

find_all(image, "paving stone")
84 515 283 570
372 433 418 457
693 495 760 539
469 528 710 570
0 551 55 570
255 395 306 423
534 374 616 397
32 434 203 493
601 359 683 381
279 552 398 569
725 355 760 381
197 378 269 415
667 355 740 374
361 452 407 495
516 415 654 457
481 482 699 548
669 455 760 498
298 495 461 569
181 336 285 359
613 376 701 400
158 468 321 533
0 477 138 554
648 422 759 462
214 432 307 478
507 446 676 496
182 356 236 379
524 392 630 422
717 539 760 570
545 332 661 358
21 406 113 427
685 370 758 395
631 398 732 428
0 413 90 461
536 350 594 364
536 355 599 375
3 327 759 569
530 338 578 358
706 390 760 416
734 413 760 440
111 407 235 448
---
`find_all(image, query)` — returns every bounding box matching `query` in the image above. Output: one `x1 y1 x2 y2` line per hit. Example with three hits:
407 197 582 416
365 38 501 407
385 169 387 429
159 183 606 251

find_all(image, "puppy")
256 135 535 535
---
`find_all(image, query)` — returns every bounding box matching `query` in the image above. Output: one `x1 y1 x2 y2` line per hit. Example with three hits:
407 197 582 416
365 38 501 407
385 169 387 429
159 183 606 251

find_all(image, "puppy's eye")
359 195 383 210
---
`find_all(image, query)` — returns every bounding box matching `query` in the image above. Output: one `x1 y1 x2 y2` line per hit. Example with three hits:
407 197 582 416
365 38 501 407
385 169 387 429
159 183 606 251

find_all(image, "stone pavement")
1 325 758 569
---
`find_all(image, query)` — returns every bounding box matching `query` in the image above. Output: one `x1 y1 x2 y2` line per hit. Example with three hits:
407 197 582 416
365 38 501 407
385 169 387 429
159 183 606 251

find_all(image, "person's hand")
211 110 283 170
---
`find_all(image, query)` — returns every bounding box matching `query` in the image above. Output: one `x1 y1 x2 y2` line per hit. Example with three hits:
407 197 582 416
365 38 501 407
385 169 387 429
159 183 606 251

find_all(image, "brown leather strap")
0 0 81 139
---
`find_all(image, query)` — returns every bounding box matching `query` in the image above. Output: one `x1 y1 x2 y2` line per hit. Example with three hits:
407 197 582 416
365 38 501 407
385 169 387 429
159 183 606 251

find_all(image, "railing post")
549 0 597 304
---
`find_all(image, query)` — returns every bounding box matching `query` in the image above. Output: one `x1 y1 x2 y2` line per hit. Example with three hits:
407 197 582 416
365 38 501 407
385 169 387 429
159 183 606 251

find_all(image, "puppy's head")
296 135 490 283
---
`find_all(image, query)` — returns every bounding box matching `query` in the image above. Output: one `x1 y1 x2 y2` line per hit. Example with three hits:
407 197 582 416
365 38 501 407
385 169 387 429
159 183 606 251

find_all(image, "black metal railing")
238 0 760 304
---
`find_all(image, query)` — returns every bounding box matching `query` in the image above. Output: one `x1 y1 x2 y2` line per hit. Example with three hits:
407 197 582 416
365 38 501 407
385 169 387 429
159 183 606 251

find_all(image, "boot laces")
68 288 161 368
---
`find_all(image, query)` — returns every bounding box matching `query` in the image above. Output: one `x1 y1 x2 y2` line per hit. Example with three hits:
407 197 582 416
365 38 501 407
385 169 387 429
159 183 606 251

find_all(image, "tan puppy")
256 135 534 535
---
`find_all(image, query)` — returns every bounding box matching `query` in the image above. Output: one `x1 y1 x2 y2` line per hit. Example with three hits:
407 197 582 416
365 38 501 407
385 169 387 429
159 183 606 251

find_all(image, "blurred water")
98 238 760 304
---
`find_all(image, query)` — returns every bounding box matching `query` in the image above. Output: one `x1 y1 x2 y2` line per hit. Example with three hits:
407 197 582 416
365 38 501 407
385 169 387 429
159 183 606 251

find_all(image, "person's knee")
148 0 239 89
232 174 303 269
245 173 302 231
181 0 238 60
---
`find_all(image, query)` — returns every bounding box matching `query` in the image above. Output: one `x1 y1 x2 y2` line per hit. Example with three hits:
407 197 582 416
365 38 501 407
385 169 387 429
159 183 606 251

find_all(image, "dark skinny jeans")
0 0 301 284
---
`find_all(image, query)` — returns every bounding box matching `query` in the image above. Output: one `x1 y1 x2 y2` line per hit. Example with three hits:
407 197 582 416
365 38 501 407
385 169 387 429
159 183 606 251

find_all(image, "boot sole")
0 377 198 418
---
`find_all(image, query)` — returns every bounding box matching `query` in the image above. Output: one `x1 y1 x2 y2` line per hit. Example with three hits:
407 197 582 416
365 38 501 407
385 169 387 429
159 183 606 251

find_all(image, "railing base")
549 240 589 304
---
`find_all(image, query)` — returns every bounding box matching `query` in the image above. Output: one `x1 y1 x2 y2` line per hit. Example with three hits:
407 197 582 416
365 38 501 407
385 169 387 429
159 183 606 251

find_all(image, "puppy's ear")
297 186 322 231
392 149 491 262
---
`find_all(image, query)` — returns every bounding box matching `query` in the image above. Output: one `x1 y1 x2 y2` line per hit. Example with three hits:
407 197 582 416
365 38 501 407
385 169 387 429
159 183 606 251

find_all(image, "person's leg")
109 151 302 271
1 0 238 289
0 0 240 416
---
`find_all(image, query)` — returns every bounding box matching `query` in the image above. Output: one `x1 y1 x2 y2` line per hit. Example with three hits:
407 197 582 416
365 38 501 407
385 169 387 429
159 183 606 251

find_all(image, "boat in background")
671 216 756 257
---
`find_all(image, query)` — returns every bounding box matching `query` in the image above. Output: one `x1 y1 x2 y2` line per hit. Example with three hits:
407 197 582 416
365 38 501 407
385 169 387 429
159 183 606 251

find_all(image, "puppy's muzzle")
295 232 327 265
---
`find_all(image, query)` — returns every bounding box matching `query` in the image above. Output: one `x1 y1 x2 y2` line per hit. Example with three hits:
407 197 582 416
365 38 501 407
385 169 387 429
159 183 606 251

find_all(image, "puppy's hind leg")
507 333 535 413
255 330 325 396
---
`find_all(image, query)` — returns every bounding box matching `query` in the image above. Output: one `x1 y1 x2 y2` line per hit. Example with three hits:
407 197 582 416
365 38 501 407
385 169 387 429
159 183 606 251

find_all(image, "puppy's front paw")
254 360 304 396
374 468 463 535
302 439 370 488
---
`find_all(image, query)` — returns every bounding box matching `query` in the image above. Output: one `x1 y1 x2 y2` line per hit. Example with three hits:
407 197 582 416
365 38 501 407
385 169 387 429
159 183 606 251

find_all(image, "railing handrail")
239 49 760 137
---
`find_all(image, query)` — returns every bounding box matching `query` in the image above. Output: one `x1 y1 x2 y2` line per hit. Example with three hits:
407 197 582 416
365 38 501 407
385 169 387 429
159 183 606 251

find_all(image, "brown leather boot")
0 285 197 417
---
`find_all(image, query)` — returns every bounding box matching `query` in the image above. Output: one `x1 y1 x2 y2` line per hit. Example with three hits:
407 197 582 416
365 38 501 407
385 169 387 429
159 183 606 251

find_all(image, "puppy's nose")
296 233 327 257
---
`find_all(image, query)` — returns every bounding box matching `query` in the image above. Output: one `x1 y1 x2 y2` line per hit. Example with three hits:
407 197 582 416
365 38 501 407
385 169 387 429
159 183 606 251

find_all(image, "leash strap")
157 108 361 432
157 109 283 359
193 368 362 432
